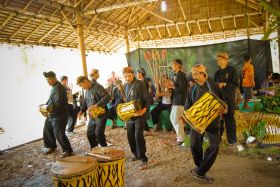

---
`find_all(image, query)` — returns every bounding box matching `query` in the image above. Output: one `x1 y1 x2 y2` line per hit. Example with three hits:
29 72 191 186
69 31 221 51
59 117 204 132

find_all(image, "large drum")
117 100 141 121
87 147 125 187
182 91 226 134
51 156 98 187
88 105 106 119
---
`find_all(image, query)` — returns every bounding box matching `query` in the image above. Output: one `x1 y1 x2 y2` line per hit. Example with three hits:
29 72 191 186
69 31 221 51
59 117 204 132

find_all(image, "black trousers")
190 124 220 176
43 116 73 153
87 115 107 148
151 103 171 125
127 117 148 162
108 106 117 121
220 101 237 144
66 104 79 132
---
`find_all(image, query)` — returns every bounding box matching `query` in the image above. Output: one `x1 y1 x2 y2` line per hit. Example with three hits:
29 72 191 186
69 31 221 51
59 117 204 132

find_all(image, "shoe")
60 151 73 158
139 161 148 170
131 156 139 162
42 148 56 155
228 143 237 152
190 168 214 184
66 131 74 136
176 141 183 146
242 105 250 110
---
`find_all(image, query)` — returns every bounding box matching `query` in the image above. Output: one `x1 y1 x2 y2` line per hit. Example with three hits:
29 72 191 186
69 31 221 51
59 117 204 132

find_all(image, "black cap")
174 59 182 66
137 68 146 75
60 75 68 82
43 71 56 78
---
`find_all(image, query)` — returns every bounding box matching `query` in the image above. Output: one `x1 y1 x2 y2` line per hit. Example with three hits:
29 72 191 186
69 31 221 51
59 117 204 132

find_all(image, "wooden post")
76 12 88 77
126 30 130 53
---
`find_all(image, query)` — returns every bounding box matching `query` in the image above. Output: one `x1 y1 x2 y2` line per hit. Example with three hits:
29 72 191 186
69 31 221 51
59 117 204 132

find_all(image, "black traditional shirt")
214 66 239 104
184 79 222 127
46 81 68 118
172 70 188 105
81 81 110 113
124 77 150 122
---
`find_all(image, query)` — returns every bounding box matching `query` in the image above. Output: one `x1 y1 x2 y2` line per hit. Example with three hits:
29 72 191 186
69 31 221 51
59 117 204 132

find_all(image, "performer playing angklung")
185 65 227 184
76 76 110 149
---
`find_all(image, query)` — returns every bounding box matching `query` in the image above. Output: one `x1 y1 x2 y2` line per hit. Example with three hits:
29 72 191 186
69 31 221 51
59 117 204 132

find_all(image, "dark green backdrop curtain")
126 39 272 90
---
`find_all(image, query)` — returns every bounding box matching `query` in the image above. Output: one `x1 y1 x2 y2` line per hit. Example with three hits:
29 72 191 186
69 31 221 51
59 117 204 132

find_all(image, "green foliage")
242 129 250 141
252 101 264 112
251 120 267 142
260 94 280 114
259 1 280 40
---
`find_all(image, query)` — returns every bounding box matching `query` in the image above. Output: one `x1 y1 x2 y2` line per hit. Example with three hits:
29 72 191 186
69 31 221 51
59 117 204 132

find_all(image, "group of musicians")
40 51 241 183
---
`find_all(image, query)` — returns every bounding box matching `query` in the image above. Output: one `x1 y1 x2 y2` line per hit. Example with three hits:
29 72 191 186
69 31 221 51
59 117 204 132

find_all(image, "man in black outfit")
123 67 150 170
168 59 188 145
214 52 239 148
185 65 226 183
60 76 78 135
77 76 110 149
41 71 73 157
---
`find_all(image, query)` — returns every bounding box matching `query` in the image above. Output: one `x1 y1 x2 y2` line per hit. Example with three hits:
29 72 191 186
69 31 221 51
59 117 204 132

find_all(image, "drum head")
51 156 97 177
88 147 125 162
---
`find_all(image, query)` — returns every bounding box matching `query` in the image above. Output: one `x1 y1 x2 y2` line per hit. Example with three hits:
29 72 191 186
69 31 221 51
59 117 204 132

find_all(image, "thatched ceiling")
0 0 267 53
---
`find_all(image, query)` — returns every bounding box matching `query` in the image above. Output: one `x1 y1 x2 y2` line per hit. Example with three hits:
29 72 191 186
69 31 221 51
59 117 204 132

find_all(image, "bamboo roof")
0 0 267 53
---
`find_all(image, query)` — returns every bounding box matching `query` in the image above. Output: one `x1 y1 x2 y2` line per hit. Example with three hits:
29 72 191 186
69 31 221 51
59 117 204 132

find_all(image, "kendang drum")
86 147 125 187
51 156 98 187
39 104 49 117
88 105 106 119
182 91 226 134
117 100 141 121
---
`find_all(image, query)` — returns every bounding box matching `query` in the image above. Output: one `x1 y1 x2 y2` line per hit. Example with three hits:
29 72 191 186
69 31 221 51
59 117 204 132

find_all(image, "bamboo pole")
126 30 130 53
84 0 158 16
76 12 88 77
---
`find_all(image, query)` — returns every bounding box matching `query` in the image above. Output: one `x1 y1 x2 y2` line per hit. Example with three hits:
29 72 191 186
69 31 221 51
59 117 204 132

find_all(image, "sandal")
191 168 214 184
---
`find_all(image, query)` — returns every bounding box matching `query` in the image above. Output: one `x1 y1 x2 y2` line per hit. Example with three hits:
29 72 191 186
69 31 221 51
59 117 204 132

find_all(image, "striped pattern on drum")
182 92 225 134
97 159 125 187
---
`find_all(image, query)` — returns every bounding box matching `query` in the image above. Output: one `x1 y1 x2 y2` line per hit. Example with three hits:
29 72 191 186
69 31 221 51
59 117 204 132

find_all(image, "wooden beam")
48 26 67 43
3 0 10 7
220 17 226 38
178 0 186 20
60 31 75 44
85 14 98 33
0 6 62 24
146 27 153 39
25 22 45 41
0 14 13 30
34 0 75 13
127 6 135 26
74 0 83 8
22 0 33 12
125 30 130 53
84 0 158 16
76 12 87 76
197 20 202 34
84 0 95 11
10 19 32 39
61 10 77 33
156 26 162 38
235 0 259 10
136 5 174 23
208 19 212 32
128 12 262 31
166 25 171 37
38 24 60 43
175 23 182 36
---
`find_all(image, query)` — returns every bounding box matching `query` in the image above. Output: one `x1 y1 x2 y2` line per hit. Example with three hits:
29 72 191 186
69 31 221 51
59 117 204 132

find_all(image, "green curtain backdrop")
126 39 272 90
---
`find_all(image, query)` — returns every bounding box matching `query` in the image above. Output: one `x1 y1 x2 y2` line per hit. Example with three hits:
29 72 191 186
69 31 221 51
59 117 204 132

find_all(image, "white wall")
0 44 127 150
